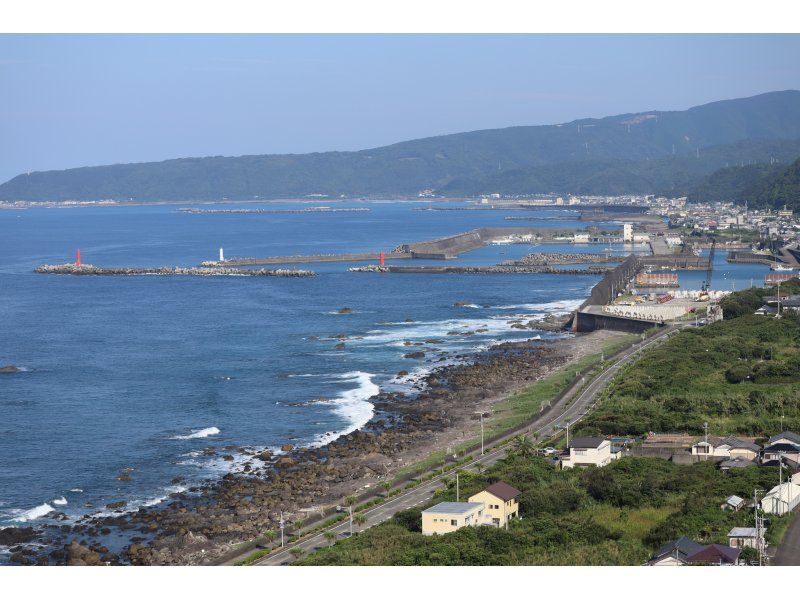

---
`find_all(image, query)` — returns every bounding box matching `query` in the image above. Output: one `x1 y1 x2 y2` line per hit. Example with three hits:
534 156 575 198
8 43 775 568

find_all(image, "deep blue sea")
0 201 769 538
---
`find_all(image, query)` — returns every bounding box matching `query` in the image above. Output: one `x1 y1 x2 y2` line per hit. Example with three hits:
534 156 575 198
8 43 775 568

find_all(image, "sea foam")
171 426 221 440
309 371 378 447
13 503 54 522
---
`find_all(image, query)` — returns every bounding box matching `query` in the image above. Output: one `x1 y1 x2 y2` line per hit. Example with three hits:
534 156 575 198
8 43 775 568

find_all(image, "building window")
451 519 457 526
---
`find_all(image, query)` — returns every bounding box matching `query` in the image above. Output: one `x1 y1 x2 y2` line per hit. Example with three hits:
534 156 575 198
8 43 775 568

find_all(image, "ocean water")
0 201 769 533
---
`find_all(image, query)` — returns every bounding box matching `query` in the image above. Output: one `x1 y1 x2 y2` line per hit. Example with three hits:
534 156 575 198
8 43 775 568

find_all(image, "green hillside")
2 90 800 202
752 157 800 210
680 156 800 210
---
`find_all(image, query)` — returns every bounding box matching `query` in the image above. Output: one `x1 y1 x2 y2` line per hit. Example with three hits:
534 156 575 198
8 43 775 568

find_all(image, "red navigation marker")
76 249 81 267
379 251 385 267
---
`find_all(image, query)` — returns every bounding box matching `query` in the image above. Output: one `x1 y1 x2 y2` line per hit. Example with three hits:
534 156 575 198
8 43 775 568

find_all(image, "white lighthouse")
219 247 225 262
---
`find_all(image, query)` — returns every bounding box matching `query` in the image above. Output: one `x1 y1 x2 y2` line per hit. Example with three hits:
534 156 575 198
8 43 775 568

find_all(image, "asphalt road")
247 325 680 566
771 510 800 565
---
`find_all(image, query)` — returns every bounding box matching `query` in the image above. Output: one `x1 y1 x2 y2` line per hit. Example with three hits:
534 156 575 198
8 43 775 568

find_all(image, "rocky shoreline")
2 317 621 567
34 264 315 277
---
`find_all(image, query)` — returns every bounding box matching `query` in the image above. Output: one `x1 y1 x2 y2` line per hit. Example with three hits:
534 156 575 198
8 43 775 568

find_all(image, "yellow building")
421 502 485 536
468 481 521 527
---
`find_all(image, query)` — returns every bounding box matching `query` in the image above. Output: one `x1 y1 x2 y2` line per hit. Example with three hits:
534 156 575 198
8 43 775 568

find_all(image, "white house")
728 527 765 551
561 437 618 469
691 436 761 461
421 502 485 536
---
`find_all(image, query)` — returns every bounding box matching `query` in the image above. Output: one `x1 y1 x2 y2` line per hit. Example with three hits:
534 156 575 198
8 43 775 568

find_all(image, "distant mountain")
440 139 800 197
2 90 800 202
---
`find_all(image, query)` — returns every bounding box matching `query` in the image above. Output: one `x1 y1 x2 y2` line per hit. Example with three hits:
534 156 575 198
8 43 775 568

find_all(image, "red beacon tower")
379 251 385 267
75 249 81 267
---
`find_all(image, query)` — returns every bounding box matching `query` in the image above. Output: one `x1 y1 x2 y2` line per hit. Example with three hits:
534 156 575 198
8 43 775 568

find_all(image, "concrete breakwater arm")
349 264 613 275
179 207 370 214
200 252 412 266
34 264 315 277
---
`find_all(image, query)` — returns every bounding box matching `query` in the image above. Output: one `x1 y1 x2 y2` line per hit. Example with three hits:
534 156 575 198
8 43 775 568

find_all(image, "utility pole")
475 411 485 455
279 511 285 548
456 472 460 502
349 505 353 537
754 489 763 566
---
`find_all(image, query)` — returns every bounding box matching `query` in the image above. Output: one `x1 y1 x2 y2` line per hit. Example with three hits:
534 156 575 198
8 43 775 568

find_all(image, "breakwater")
502 252 616 266
179 207 369 215
349 264 612 275
35 264 315 277
201 252 412 266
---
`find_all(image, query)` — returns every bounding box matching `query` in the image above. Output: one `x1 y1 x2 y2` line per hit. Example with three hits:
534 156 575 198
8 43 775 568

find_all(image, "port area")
201 226 639 267
567 253 725 333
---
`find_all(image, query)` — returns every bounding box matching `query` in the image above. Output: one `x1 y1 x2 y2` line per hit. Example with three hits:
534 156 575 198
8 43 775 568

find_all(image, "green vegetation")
576 313 800 438
299 456 782 565
683 156 800 210
3 91 799 201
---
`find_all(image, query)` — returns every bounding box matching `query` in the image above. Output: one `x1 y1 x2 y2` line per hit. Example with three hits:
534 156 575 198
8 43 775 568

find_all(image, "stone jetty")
349 264 612 275
34 263 315 277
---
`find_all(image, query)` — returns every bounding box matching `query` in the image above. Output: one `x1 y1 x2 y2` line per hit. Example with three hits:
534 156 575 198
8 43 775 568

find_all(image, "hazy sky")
1 34 799 182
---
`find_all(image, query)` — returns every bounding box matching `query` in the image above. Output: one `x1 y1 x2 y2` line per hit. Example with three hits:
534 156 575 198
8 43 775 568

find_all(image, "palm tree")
323 531 336 545
289 547 304 560
344 495 357 507
512 434 535 458
380 481 392 497
262 529 277 544
353 514 367 528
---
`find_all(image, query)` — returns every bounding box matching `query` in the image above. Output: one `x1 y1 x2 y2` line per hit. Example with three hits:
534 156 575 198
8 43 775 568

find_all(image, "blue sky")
1 34 799 182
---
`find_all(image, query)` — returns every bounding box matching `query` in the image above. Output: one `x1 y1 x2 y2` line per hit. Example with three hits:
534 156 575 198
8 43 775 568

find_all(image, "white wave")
53 496 68 506
308 371 378 447
171 426 220 440
354 315 542 346
13 503 54 522
141 485 187 508
489 298 584 313
69 488 83 493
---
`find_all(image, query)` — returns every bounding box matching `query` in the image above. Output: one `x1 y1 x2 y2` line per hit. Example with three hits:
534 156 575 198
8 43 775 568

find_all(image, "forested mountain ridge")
2 90 800 202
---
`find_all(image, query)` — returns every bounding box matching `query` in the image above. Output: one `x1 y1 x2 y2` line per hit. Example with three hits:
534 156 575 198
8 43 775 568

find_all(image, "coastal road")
771 509 800 565
245 324 681 566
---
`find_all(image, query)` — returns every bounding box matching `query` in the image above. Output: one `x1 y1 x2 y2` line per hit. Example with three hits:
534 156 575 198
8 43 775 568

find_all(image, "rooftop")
482 481 521 501
767 431 800 446
570 437 605 449
422 502 483 515
728 527 759 538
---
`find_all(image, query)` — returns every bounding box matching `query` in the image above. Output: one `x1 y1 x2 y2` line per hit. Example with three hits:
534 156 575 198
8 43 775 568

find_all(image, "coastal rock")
105 501 127 510
397 370 409 377
66 541 102 566
0 365 21 374
337 307 353 314
256 450 272 462
0 526 39 546
335 342 346 349
403 351 425 359
280 444 294 452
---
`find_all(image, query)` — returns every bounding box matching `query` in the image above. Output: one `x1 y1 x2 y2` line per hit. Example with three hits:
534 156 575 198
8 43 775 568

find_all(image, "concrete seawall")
202 253 412 266
35 264 315 277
